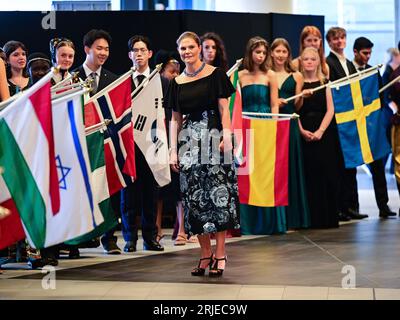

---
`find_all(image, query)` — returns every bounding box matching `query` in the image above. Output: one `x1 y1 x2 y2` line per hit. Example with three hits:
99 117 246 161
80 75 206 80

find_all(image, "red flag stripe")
120 126 136 177
238 118 250 204
29 81 60 215
104 141 125 195
274 120 290 206
0 199 25 250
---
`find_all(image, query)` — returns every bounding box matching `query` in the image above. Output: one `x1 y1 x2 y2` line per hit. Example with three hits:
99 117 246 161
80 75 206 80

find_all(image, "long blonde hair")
300 47 325 84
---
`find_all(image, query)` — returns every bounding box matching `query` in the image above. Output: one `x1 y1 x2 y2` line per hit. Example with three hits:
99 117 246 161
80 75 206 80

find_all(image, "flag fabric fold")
229 69 244 165
330 71 391 168
238 117 290 207
84 72 136 195
132 72 171 187
0 73 58 249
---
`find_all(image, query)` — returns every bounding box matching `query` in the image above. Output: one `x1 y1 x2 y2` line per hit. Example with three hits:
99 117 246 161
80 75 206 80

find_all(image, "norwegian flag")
84 72 136 195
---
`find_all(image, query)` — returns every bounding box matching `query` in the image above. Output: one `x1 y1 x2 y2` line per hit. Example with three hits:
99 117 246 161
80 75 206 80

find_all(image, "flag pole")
85 119 112 135
379 74 400 94
52 87 91 105
227 58 243 77
242 111 299 119
284 64 383 103
131 63 162 99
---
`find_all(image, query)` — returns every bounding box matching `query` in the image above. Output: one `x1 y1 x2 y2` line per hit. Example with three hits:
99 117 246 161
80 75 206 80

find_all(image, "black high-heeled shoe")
209 256 227 277
191 254 214 276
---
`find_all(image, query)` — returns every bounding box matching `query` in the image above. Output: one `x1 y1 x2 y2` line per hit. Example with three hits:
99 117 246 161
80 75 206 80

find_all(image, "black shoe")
78 238 100 249
338 212 351 221
346 208 368 219
143 240 164 251
101 236 121 255
379 207 397 218
68 247 80 259
124 241 136 253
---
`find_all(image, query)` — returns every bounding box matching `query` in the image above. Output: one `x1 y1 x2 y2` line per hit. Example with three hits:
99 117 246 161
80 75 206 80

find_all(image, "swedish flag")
331 71 391 168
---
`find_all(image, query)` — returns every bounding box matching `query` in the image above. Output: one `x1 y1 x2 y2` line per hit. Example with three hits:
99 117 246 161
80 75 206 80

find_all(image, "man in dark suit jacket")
352 37 396 218
120 35 165 252
75 29 121 254
325 27 369 221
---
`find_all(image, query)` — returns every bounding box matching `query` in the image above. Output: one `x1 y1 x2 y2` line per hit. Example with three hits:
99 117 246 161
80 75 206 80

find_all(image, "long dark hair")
3 40 29 79
243 36 269 72
200 32 229 72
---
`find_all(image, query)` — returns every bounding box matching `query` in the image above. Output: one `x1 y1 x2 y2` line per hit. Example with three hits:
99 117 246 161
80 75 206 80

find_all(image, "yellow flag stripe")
248 119 276 206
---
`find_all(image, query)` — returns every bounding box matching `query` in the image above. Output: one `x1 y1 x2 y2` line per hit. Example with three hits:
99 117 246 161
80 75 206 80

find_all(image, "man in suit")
352 37 396 218
325 27 369 221
120 35 164 252
76 29 122 254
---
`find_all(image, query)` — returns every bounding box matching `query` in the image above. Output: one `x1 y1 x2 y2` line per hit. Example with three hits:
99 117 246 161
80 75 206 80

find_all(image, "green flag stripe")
229 69 239 117
0 119 46 248
86 131 105 170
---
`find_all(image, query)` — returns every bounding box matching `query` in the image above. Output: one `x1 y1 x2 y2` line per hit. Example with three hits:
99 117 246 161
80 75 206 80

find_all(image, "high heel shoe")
209 256 227 277
191 254 214 276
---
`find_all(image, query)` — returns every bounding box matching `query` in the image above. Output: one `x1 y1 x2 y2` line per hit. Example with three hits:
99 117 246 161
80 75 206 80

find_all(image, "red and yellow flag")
238 117 290 207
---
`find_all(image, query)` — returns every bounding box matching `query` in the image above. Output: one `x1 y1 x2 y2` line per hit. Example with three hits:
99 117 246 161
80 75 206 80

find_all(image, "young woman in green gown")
269 38 311 229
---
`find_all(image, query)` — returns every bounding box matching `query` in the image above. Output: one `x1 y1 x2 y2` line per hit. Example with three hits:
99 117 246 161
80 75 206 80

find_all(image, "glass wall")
293 0 395 68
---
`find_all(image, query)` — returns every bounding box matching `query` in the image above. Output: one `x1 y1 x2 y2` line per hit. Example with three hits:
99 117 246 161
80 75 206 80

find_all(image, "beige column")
215 0 293 14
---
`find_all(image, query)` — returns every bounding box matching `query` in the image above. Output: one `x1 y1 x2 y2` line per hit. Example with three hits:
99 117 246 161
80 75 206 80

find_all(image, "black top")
166 67 234 115
8 79 30 97
300 80 329 132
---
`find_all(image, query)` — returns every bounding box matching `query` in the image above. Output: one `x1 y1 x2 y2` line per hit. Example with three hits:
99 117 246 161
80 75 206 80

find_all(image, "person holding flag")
352 37 396 218
75 29 121 254
238 36 286 235
269 38 311 230
120 35 166 252
298 47 339 228
325 27 368 221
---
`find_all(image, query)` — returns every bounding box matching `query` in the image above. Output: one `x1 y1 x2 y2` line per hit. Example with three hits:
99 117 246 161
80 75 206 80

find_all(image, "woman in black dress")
167 31 239 276
298 47 339 228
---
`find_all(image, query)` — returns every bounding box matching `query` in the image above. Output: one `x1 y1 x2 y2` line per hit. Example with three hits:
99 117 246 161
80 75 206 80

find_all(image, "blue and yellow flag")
331 72 391 168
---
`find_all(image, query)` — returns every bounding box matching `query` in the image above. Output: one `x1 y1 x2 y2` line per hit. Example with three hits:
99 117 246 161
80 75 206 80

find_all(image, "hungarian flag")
0 73 61 249
0 176 25 250
84 72 136 195
229 69 243 165
132 72 171 187
238 117 290 207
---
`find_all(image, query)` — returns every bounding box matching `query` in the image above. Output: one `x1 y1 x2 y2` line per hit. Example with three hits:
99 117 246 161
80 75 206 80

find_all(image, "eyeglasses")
132 48 148 54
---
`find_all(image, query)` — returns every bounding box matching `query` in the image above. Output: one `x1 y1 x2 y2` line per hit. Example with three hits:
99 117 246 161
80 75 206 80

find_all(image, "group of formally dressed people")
1 24 400 276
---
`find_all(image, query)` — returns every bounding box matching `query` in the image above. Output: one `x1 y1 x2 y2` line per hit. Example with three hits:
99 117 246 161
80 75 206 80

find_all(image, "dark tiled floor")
16 218 400 289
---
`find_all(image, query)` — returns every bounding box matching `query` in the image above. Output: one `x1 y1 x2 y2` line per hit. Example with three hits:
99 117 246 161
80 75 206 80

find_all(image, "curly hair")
200 32 229 72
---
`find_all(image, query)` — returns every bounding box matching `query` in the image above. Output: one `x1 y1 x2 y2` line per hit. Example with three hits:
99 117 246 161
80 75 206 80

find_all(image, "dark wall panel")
0 10 323 75
271 12 324 57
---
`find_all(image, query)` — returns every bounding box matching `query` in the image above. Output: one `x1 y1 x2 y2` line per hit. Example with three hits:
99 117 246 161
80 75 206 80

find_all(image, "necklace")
183 61 206 77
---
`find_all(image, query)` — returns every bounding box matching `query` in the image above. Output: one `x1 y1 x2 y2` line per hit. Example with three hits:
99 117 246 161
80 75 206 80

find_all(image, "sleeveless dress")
279 75 311 229
166 68 240 236
299 81 340 228
239 84 287 235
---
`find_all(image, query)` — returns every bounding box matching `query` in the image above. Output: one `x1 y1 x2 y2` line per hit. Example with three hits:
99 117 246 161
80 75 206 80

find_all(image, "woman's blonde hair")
243 36 269 72
300 47 325 84
176 31 201 47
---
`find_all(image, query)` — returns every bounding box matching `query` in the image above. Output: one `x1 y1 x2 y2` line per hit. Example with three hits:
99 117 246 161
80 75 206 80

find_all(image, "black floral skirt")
178 111 240 236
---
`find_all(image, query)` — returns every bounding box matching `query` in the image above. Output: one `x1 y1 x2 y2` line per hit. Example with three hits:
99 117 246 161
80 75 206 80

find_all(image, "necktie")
90 72 98 95
136 74 146 87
